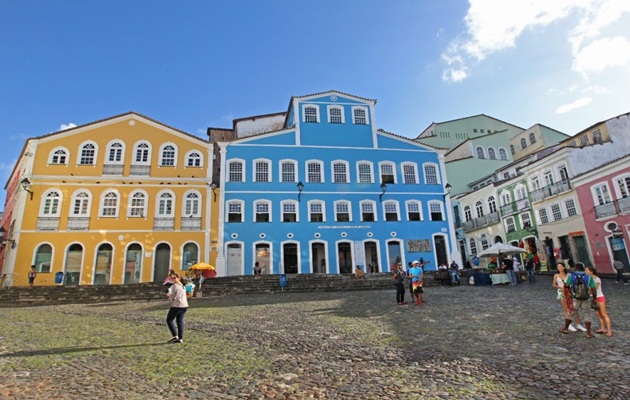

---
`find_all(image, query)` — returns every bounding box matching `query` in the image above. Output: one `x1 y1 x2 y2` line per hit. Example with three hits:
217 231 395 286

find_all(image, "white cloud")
59 123 77 131
441 0 630 82
555 97 592 114
572 36 630 75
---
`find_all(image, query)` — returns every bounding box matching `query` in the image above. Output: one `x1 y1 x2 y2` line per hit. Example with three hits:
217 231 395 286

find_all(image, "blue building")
212 91 459 276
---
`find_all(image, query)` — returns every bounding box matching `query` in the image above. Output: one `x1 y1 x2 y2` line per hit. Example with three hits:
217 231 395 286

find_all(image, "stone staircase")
0 273 447 307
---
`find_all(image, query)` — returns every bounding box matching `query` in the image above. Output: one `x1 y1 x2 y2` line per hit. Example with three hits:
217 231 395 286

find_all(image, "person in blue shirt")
408 260 424 307
560 262 597 338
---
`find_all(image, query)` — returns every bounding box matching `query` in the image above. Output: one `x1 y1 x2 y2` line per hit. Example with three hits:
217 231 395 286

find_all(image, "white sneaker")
575 324 587 332
568 325 577 332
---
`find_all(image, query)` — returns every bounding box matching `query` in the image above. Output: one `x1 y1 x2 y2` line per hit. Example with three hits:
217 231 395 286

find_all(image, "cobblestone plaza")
1 276 629 399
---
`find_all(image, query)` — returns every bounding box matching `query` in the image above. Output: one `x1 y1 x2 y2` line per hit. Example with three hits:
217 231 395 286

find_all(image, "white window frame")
538 208 549 224
40 190 62 216
480 234 489 250
614 174 630 198
280 159 298 183
159 143 178 167
422 162 440 185
475 201 484 218
476 146 485 159
500 192 511 206
498 148 508 160
406 200 423 221
105 140 125 165
550 203 563 221
331 160 349 183
183 191 201 217
469 238 478 255
132 141 152 165
334 200 352 222
185 150 203 167
156 190 175 217
254 199 272 222
327 105 345 124
379 161 397 184
99 190 120 218
128 190 147 218
591 183 612 206
505 217 516 232
356 161 374 184
487 147 496 160
49 147 69 165
520 212 532 229
351 106 369 125
77 141 98 165
401 162 419 184
253 159 272 183
306 160 324 183
564 198 578 217
227 200 244 223
307 200 326 222
281 200 299 222
383 200 400 221
360 200 377 222
428 201 444 221
464 205 472 222
488 196 497 214
302 104 320 123
227 159 245 182
70 190 91 216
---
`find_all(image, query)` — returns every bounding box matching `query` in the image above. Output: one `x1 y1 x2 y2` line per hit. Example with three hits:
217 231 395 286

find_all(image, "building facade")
0 113 213 286
213 91 460 276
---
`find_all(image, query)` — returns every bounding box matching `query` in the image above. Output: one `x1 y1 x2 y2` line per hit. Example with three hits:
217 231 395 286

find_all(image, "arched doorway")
386 240 402 271
226 243 242 276
34 244 52 273
153 243 171 283
337 242 353 274
125 243 143 284
311 242 326 274
255 242 271 275
182 242 199 270
363 241 379 273
94 243 113 285
64 243 83 286
283 242 298 274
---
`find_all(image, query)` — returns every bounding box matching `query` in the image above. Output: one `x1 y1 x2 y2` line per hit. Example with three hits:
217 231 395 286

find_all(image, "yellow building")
1 112 218 287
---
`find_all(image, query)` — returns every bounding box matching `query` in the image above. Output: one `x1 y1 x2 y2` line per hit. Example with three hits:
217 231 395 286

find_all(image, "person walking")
586 266 613 337
27 265 37 289
552 262 586 333
392 264 407 305
612 257 629 284
560 263 596 338
165 273 189 343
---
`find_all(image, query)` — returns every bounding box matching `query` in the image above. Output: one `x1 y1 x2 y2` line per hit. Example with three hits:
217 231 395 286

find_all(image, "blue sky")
1 0 629 203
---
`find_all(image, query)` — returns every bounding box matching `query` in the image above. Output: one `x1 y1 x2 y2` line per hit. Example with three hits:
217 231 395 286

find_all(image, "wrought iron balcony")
595 197 630 219
181 216 202 230
461 212 500 233
130 164 151 176
103 164 124 175
36 217 60 231
530 180 572 203
67 217 90 230
153 217 175 230
500 198 530 216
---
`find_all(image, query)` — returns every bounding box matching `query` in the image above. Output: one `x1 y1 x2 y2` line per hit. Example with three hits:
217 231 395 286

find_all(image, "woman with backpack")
552 262 586 333
586 266 613 337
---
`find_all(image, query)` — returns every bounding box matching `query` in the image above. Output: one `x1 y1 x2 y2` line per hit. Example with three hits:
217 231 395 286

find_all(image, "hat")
412 260 420 265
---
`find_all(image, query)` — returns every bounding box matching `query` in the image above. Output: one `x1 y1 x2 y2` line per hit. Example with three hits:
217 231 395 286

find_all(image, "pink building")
573 155 630 274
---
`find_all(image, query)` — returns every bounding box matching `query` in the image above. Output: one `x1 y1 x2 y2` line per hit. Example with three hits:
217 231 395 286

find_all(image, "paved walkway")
1 275 629 399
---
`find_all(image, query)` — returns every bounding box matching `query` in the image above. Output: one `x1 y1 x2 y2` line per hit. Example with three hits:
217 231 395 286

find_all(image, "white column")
214 143 228 277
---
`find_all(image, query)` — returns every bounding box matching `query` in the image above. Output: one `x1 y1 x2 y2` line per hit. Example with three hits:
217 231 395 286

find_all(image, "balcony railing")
36 217 60 231
153 217 174 230
130 164 151 176
181 216 202 230
595 196 630 219
530 180 572 203
461 212 500 233
67 217 90 230
500 198 530 216
103 164 123 175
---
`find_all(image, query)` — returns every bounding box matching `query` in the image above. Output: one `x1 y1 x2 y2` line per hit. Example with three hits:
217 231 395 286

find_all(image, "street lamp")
21 178 33 200
379 183 387 202
297 181 304 201
210 183 217 202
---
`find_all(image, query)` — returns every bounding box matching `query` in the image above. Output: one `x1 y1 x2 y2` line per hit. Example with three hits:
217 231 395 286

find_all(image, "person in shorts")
28 265 37 289
560 263 596 338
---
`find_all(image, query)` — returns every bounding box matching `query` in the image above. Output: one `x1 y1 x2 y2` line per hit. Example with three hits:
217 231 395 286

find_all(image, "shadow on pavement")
1 342 170 358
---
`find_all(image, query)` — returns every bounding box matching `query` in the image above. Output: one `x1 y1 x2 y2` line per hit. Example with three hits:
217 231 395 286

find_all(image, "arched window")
499 148 507 160
182 242 199 270
184 192 200 217
332 161 349 183
227 159 244 182
254 159 271 182
49 147 69 165
133 142 151 164
70 191 91 216
334 200 352 222
157 192 174 216
487 147 496 160
106 141 125 164
327 105 344 124
520 138 527 150
428 201 444 221
185 151 202 167
41 191 62 216
406 200 422 221
254 200 271 222
352 107 369 125
128 191 146 217
401 162 418 184
480 234 489 250
79 142 97 165
357 161 373 183
306 160 323 183
308 200 325 222
100 191 119 217
34 244 53 273
469 238 478 255
488 196 497 214
510 145 515 155
280 160 297 183
423 163 439 185
360 200 376 221
383 200 400 221
227 200 244 222
281 200 299 222
529 132 537 145
464 206 472 222
303 105 319 123
159 144 177 166
475 201 484 218
476 146 485 159
94 243 112 285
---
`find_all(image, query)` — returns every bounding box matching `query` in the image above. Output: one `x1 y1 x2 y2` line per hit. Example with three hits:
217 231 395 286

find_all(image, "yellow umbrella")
189 262 215 271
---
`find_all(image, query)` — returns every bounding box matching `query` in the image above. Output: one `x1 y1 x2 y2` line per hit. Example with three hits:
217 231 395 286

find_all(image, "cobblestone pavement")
1 275 630 399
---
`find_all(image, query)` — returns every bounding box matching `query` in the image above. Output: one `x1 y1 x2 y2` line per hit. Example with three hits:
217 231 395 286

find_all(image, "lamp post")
297 181 304 201
379 183 387 202
210 183 217 202
21 178 33 200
